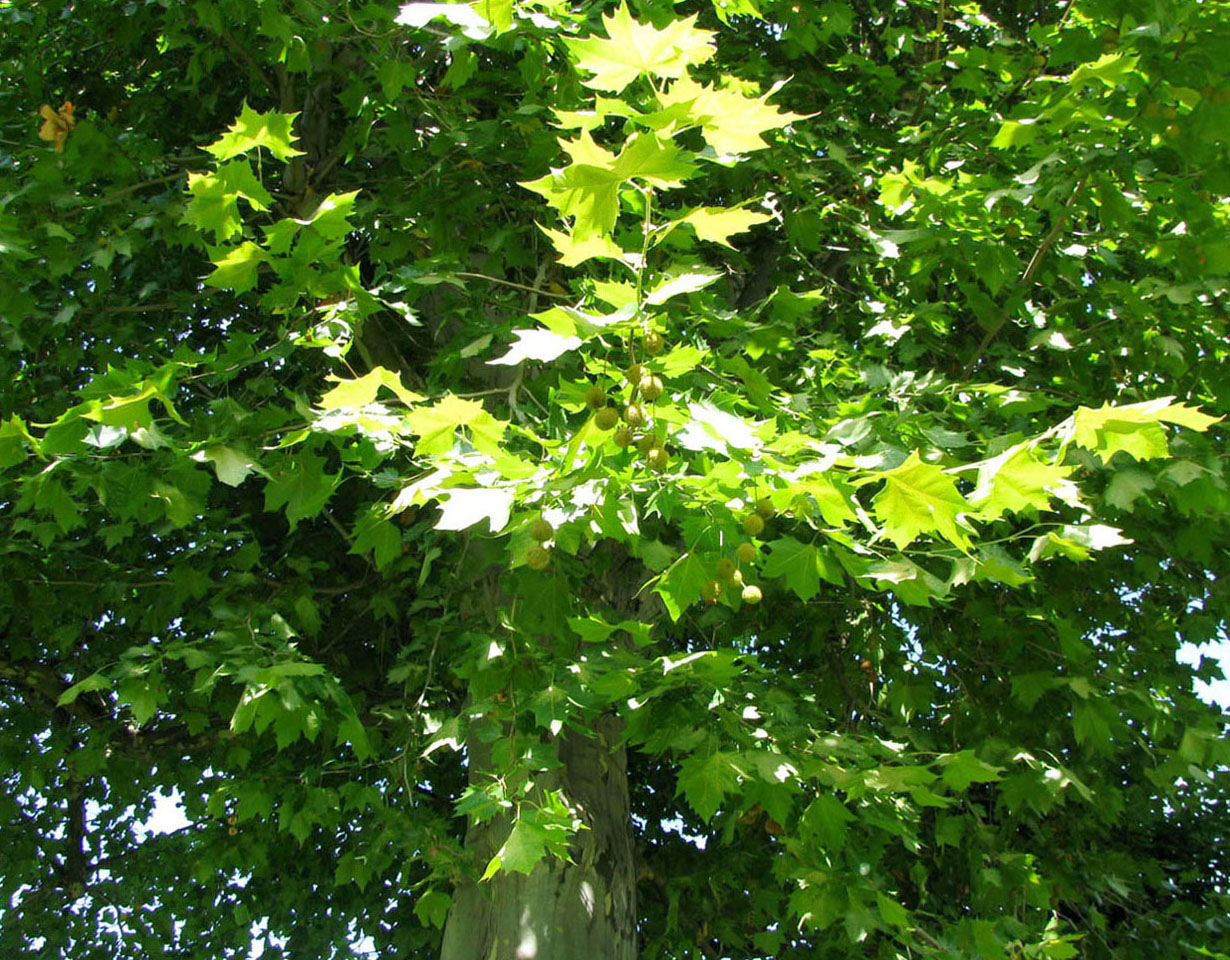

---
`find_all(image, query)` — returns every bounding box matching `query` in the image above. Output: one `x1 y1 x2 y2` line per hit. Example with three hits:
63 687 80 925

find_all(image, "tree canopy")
1 0 1228 958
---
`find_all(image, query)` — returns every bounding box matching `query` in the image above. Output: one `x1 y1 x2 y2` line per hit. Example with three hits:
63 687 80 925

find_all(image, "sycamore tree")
2 0 1229 958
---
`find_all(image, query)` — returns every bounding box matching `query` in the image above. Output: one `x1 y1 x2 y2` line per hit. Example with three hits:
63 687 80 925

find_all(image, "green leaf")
675 400 762 452
204 103 305 162
34 478 81 533
938 751 1003 792
568 615 654 646
565 2 715 93
762 537 829 601
488 329 582 365
405 394 508 456
676 206 773 248
1103 467 1157 511
483 820 552 879
318 367 423 409
293 191 360 242
867 452 973 550
875 892 909 930
182 162 273 241
1069 398 1220 463
539 225 629 267
644 270 720 306
1069 52 1140 89
968 443 1075 518
1028 523 1132 563
676 751 738 822
264 451 340 531
0 415 33 469
800 793 853 852
117 676 160 726
656 551 709 621
413 889 452 929
990 119 1040 149
193 445 259 487
434 487 514 533
659 77 810 156
57 673 111 706
205 241 269 293
522 131 695 239
350 510 403 570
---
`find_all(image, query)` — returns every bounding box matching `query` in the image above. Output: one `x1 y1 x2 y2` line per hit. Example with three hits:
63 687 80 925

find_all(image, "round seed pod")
638 375 664 401
623 404 648 428
526 545 551 571
584 385 607 410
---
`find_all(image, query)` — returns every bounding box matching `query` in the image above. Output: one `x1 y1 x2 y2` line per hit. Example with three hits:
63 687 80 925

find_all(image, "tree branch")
963 172 1088 376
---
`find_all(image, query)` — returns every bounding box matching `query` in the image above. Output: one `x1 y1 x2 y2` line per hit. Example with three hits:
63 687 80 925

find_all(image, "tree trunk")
440 714 637 960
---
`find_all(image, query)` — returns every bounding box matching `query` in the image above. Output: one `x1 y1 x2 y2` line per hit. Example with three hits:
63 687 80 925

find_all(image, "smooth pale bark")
440 714 636 960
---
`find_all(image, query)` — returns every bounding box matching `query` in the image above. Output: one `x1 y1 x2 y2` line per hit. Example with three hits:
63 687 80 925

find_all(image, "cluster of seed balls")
585 330 670 471
523 330 767 607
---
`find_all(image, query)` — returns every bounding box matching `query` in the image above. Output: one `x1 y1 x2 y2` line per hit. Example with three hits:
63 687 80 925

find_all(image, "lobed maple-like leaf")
565 2 716 93
675 206 773 248
968 443 1076 519
868 452 974 550
523 131 695 239
204 102 305 162
1069 397 1222 463
659 77 812 156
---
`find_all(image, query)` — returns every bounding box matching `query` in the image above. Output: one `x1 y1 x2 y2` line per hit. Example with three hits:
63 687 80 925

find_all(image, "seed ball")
742 584 763 605
791 495 813 518
645 446 670 472
742 513 765 537
702 578 723 603
584 385 607 410
228 826 239 836
595 407 619 430
736 542 756 564
625 363 646 384
529 518 554 541
724 569 744 588
638 375 664 401
1165 123 1181 138
755 497 775 519
526 545 551 571
613 426 635 448
623 404 648 428
643 331 665 355
716 557 736 579
636 434 656 455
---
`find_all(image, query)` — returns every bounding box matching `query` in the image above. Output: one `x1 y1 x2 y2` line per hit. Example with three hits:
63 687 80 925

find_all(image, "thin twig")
962 172 1088 376
454 271 571 299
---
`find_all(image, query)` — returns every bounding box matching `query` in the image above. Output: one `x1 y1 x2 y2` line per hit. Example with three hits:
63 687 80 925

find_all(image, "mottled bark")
440 714 636 960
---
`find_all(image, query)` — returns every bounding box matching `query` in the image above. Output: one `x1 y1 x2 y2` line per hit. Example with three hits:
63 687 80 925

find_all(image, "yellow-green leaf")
565 2 716 93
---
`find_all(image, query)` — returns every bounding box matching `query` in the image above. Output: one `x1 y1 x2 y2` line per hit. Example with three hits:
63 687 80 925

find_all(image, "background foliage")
1 0 1228 957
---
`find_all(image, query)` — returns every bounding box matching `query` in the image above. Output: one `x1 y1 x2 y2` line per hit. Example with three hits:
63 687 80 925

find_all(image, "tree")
1 0 1228 957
